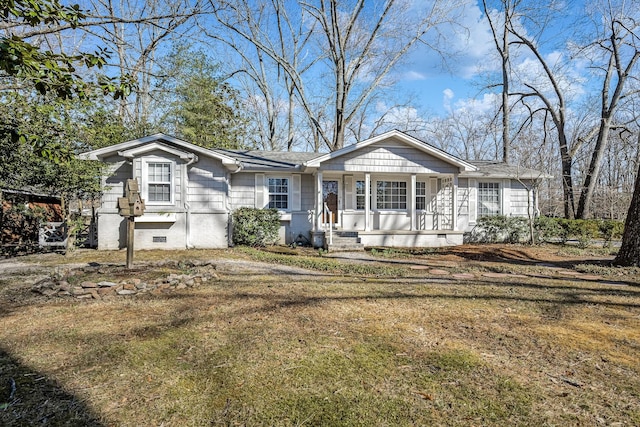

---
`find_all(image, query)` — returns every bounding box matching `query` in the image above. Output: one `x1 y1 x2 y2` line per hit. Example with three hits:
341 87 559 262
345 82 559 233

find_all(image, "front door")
322 180 339 225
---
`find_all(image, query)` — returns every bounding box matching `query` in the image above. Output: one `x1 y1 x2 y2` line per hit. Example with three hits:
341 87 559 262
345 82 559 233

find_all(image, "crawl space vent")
153 236 167 243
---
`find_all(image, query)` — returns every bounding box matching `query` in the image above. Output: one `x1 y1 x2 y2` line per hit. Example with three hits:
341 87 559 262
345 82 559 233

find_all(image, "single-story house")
80 130 549 250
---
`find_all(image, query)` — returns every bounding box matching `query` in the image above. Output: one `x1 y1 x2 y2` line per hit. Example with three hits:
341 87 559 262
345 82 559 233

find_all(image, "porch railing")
323 202 333 246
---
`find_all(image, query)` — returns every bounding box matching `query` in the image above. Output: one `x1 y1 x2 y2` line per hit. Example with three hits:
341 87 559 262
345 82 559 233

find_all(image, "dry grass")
0 244 639 426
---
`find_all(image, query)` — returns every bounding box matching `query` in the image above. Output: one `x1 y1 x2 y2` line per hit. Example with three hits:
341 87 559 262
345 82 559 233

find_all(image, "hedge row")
469 215 624 248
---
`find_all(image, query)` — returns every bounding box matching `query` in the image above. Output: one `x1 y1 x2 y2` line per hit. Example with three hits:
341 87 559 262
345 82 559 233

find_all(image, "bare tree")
80 0 207 127
211 0 464 152
202 0 319 151
575 4 640 218
481 0 518 163
508 18 587 218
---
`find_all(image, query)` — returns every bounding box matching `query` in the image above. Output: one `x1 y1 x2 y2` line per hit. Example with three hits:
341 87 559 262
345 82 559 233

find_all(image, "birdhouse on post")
118 179 145 268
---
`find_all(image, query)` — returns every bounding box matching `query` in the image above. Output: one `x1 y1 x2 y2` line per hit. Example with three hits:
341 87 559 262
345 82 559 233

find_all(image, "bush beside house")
469 215 624 248
232 208 281 247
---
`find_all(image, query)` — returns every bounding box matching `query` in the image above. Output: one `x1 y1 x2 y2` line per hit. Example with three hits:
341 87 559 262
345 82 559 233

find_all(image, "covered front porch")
310 171 462 249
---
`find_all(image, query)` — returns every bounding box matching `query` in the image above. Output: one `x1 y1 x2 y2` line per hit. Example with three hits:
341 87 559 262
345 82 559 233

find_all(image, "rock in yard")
98 281 117 288
71 286 91 296
81 281 98 288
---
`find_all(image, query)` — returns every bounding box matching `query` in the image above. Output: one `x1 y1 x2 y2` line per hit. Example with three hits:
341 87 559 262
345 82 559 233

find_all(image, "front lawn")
0 245 638 426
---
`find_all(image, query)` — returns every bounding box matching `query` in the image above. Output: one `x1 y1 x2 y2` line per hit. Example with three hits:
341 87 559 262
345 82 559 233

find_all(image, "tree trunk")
576 120 612 219
560 152 575 219
501 5 510 164
614 144 640 266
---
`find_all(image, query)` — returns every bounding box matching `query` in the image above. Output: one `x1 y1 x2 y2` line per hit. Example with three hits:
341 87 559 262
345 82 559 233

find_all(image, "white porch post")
452 175 458 230
410 174 416 231
315 171 323 231
365 173 371 231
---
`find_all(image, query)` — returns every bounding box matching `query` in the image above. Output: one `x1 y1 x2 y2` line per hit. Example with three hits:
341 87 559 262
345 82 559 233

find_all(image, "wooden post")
119 179 145 269
126 216 135 269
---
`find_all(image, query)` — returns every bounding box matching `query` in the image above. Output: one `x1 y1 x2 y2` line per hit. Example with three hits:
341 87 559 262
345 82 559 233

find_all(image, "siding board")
321 140 459 174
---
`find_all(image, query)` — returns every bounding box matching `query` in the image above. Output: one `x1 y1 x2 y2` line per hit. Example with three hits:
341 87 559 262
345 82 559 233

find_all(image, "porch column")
315 171 323 231
364 173 371 231
410 174 416 231
452 175 458 230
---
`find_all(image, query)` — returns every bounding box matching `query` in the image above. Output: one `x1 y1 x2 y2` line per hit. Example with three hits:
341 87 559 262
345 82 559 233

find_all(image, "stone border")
31 261 218 299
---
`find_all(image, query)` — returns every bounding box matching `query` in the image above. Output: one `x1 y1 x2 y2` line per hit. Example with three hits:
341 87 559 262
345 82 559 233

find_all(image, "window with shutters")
267 177 289 210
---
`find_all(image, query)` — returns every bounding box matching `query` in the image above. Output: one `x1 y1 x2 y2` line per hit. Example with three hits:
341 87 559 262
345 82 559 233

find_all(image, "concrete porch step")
327 234 364 252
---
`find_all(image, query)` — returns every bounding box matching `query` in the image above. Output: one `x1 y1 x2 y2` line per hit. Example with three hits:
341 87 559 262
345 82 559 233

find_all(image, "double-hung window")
376 181 407 210
478 182 500 216
356 180 366 210
268 177 289 210
147 162 172 204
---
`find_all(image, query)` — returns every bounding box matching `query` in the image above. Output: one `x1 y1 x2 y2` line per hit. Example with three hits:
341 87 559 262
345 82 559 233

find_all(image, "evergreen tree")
162 47 248 149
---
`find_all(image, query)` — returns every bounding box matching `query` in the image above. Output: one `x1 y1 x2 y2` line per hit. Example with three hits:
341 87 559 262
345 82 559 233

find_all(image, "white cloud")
402 0 498 82
402 70 428 81
443 88 455 112
451 92 500 117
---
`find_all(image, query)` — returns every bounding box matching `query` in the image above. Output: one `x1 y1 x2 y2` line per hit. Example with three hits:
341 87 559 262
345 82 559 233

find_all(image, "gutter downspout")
226 161 243 247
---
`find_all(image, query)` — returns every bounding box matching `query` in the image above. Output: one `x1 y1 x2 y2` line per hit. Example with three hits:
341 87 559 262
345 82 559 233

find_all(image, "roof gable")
79 133 239 168
304 130 477 172
118 142 197 162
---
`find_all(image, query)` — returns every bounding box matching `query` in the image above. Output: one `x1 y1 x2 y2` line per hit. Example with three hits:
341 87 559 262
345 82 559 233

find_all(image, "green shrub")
473 215 529 243
557 219 599 248
533 216 561 243
505 217 529 243
474 215 508 243
232 207 280 246
473 216 625 247
598 219 624 248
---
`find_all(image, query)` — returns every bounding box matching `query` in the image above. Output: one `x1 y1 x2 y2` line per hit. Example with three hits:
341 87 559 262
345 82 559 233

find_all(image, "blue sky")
393 0 587 117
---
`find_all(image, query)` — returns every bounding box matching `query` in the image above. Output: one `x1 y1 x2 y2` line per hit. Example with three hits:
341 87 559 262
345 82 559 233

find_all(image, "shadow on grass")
0 346 104 426
149 273 640 319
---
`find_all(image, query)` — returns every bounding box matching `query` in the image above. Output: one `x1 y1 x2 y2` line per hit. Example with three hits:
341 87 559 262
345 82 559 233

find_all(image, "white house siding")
373 211 412 230
97 156 130 250
341 211 366 230
101 156 130 213
229 172 256 209
188 157 227 212
457 178 470 231
320 139 459 174
509 180 533 216
229 172 316 245
188 212 229 248
97 150 232 250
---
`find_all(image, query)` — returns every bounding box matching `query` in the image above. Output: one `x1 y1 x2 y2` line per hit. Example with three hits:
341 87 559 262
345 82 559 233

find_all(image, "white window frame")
142 158 175 206
356 180 366 210
478 181 501 217
375 180 407 210
267 177 289 211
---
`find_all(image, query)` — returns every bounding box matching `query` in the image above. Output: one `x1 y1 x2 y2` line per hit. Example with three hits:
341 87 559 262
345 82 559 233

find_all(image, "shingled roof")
214 149 321 171
463 161 552 180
